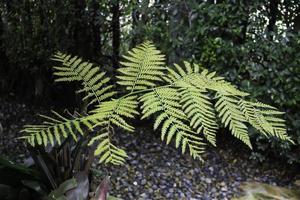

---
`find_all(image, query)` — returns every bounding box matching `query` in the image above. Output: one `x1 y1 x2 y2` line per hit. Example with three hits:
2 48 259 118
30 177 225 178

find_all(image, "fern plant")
21 41 293 165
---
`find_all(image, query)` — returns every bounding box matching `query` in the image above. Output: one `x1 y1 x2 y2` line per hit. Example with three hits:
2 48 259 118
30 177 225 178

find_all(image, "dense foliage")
1 0 300 164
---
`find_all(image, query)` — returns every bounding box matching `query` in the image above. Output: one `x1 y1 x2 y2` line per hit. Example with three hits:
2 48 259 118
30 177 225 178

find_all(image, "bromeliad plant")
21 41 292 166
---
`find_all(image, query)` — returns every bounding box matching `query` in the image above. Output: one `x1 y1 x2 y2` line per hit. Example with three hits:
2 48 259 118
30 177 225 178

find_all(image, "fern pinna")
21 41 292 165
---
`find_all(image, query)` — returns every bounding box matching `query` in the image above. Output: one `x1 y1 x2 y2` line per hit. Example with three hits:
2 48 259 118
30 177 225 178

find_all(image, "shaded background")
0 0 300 164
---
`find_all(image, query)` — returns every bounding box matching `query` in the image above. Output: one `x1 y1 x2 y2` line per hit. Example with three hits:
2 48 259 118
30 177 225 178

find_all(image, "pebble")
141 179 146 185
205 178 212 184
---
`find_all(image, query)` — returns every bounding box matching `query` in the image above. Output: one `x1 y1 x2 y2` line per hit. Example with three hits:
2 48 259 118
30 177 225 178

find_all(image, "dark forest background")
0 0 300 164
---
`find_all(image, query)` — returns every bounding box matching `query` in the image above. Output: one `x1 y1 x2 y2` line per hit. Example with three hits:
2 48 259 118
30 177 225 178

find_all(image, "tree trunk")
72 0 92 58
23 0 33 48
267 0 279 40
131 2 140 48
111 0 120 69
91 0 101 57
0 13 9 88
168 1 186 63
293 5 300 32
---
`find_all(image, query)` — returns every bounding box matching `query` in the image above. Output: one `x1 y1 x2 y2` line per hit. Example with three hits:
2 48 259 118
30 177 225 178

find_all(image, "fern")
52 52 116 105
22 41 292 165
117 41 166 92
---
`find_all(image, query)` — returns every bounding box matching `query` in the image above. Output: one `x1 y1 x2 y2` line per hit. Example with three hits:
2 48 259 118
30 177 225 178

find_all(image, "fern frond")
239 100 292 142
117 41 166 92
52 52 116 105
22 42 292 165
88 96 139 132
215 94 252 148
179 87 218 146
139 87 205 160
88 127 127 165
86 96 139 164
20 111 96 147
165 61 249 97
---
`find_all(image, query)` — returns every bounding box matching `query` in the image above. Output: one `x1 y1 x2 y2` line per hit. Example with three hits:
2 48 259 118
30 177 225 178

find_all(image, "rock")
205 178 212 184
141 179 147 185
221 186 228 192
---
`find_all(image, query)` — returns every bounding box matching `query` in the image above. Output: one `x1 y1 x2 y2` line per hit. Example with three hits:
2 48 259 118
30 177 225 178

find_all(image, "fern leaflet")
117 41 166 92
180 87 218 146
52 52 116 105
86 96 139 164
239 100 292 142
20 111 96 147
215 94 252 148
163 61 219 145
139 87 205 160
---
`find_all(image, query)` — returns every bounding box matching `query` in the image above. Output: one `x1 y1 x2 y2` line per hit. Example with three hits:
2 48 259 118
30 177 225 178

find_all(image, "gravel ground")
99 130 297 200
0 97 49 161
0 98 298 199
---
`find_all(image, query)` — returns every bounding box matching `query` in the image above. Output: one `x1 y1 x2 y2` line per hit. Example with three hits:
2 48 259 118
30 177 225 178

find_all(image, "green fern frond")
239 100 292 142
164 61 250 146
20 111 96 147
139 87 205 160
179 87 218 146
165 61 248 97
117 41 166 92
88 127 127 165
163 61 291 148
88 96 139 132
52 52 116 105
85 96 139 164
215 94 252 148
